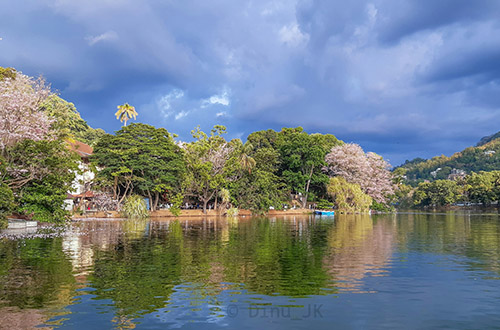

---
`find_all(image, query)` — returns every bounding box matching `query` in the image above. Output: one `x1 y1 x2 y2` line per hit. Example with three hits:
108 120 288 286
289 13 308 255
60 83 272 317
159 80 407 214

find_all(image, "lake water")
1 212 500 329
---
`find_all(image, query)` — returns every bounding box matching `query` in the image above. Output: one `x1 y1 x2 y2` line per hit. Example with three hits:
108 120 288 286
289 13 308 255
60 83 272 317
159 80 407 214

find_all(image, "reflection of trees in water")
220 216 334 297
84 216 335 324
0 237 76 327
395 212 500 274
323 214 396 293
6 213 500 327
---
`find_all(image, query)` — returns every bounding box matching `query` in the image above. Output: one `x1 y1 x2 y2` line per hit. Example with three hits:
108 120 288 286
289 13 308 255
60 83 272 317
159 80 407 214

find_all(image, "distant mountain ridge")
476 131 500 147
399 131 500 182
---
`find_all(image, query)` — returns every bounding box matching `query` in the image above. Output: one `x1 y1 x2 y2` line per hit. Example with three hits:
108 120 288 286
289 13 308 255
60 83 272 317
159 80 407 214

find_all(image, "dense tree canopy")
183 125 240 213
4 139 79 222
92 123 185 211
41 95 105 146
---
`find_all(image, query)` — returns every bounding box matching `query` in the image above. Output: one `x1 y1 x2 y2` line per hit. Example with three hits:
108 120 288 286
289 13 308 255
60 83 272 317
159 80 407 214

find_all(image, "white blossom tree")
0 73 53 151
324 143 394 203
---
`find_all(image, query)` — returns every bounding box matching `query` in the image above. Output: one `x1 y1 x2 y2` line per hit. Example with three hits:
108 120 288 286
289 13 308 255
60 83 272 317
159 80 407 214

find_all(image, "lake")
1 212 500 329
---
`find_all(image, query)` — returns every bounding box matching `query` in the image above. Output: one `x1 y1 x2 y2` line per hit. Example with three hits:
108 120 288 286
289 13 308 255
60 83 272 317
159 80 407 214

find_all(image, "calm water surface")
1 212 500 329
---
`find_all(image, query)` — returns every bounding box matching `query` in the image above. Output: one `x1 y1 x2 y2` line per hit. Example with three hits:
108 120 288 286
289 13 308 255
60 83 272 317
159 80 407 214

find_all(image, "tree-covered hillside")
399 133 500 182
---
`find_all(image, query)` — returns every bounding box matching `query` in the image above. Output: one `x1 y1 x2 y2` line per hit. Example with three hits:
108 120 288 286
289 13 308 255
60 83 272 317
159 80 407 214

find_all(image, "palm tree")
115 103 138 126
239 142 256 174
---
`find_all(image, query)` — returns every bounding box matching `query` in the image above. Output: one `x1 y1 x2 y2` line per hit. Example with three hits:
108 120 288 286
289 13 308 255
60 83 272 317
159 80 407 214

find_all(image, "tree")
239 142 256 174
413 180 461 207
0 182 14 228
184 125 239 213
275 127 332 206
41 95 105 146
230 147 286 214
0 67 16 81
92 123 185 211
0 72 53 150
465 171 500 205
324 143 394 204
115 103 138 127
4 139 79 222
327 176 372 213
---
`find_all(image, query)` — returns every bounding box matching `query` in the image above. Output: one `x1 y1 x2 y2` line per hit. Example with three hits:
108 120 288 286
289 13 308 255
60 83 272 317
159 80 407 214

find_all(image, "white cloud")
85 30 118 46
175 110 189 120
201 89 230 107
216 111 227 117
158 89 184 118
279 23 309 47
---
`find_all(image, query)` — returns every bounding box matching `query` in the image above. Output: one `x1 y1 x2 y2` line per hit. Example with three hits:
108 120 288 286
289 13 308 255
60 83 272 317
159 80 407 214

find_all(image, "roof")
67 191 95 198
66 139 93 158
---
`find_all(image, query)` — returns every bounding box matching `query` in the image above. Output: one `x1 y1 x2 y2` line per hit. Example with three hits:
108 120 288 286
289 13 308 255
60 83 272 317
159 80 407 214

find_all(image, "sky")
1 0 500 165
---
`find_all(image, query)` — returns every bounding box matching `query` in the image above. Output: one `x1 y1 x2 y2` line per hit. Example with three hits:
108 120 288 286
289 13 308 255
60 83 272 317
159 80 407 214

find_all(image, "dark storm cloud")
375 0 500 44
1 0 500 164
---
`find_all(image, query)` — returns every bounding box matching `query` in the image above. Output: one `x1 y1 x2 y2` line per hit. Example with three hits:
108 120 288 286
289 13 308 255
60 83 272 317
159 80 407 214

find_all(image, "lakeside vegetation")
1 67 500 226
395 133 500 209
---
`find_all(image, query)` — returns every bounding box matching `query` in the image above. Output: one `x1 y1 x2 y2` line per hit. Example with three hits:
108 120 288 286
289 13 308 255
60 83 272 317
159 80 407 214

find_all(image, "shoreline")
71 208 314 220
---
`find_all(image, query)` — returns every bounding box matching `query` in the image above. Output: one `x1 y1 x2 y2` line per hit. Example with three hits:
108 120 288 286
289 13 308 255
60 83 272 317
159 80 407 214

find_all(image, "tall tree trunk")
303 165 314 208
154 192 159 211
203 199 208 214
113 176 118 199
214 189 218 211
147 190 153 211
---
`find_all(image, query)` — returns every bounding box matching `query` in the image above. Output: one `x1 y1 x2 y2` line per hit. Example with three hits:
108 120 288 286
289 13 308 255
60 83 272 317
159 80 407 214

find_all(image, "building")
64 140 95 211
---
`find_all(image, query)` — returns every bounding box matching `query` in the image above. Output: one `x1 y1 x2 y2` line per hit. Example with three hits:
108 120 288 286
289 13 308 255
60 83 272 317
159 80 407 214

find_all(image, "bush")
327 177 372 213
226 207 239 217
315 199 333 210
169 193 183 217
0 183 14 229
121 195 149 219
18 181 70 222
370 200 393 212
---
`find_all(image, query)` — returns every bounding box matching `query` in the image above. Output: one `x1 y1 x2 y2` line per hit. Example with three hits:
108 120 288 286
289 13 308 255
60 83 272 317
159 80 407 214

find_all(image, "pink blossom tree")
324 143 394 203
0 73 53 151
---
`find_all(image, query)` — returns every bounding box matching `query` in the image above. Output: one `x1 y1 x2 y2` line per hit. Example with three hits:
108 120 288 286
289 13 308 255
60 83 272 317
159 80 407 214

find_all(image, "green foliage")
92 123 185 211
226 207 239 217
115 103 138 127
371 200 393 212
275 127 330 199
6 139 79 222
184 125 240 212
327 177 372 213
0 183 14 228
18 182 70 222
41 95 105 146
122 195 149 219
169 193 184 217
393 183 414 209
315 199 333 210
465 171 500 205
245 127 341 207
413 180 461 207
0 66 16 81
398 135 500 183
230 147 287 214
477 131 500 147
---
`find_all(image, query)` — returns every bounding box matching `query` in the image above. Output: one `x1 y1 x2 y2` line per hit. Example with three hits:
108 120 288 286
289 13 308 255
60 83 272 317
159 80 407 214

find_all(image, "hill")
399 132 500 182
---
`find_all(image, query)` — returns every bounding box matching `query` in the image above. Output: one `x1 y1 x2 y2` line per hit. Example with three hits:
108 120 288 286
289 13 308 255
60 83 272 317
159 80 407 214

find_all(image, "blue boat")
314 210 335 216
